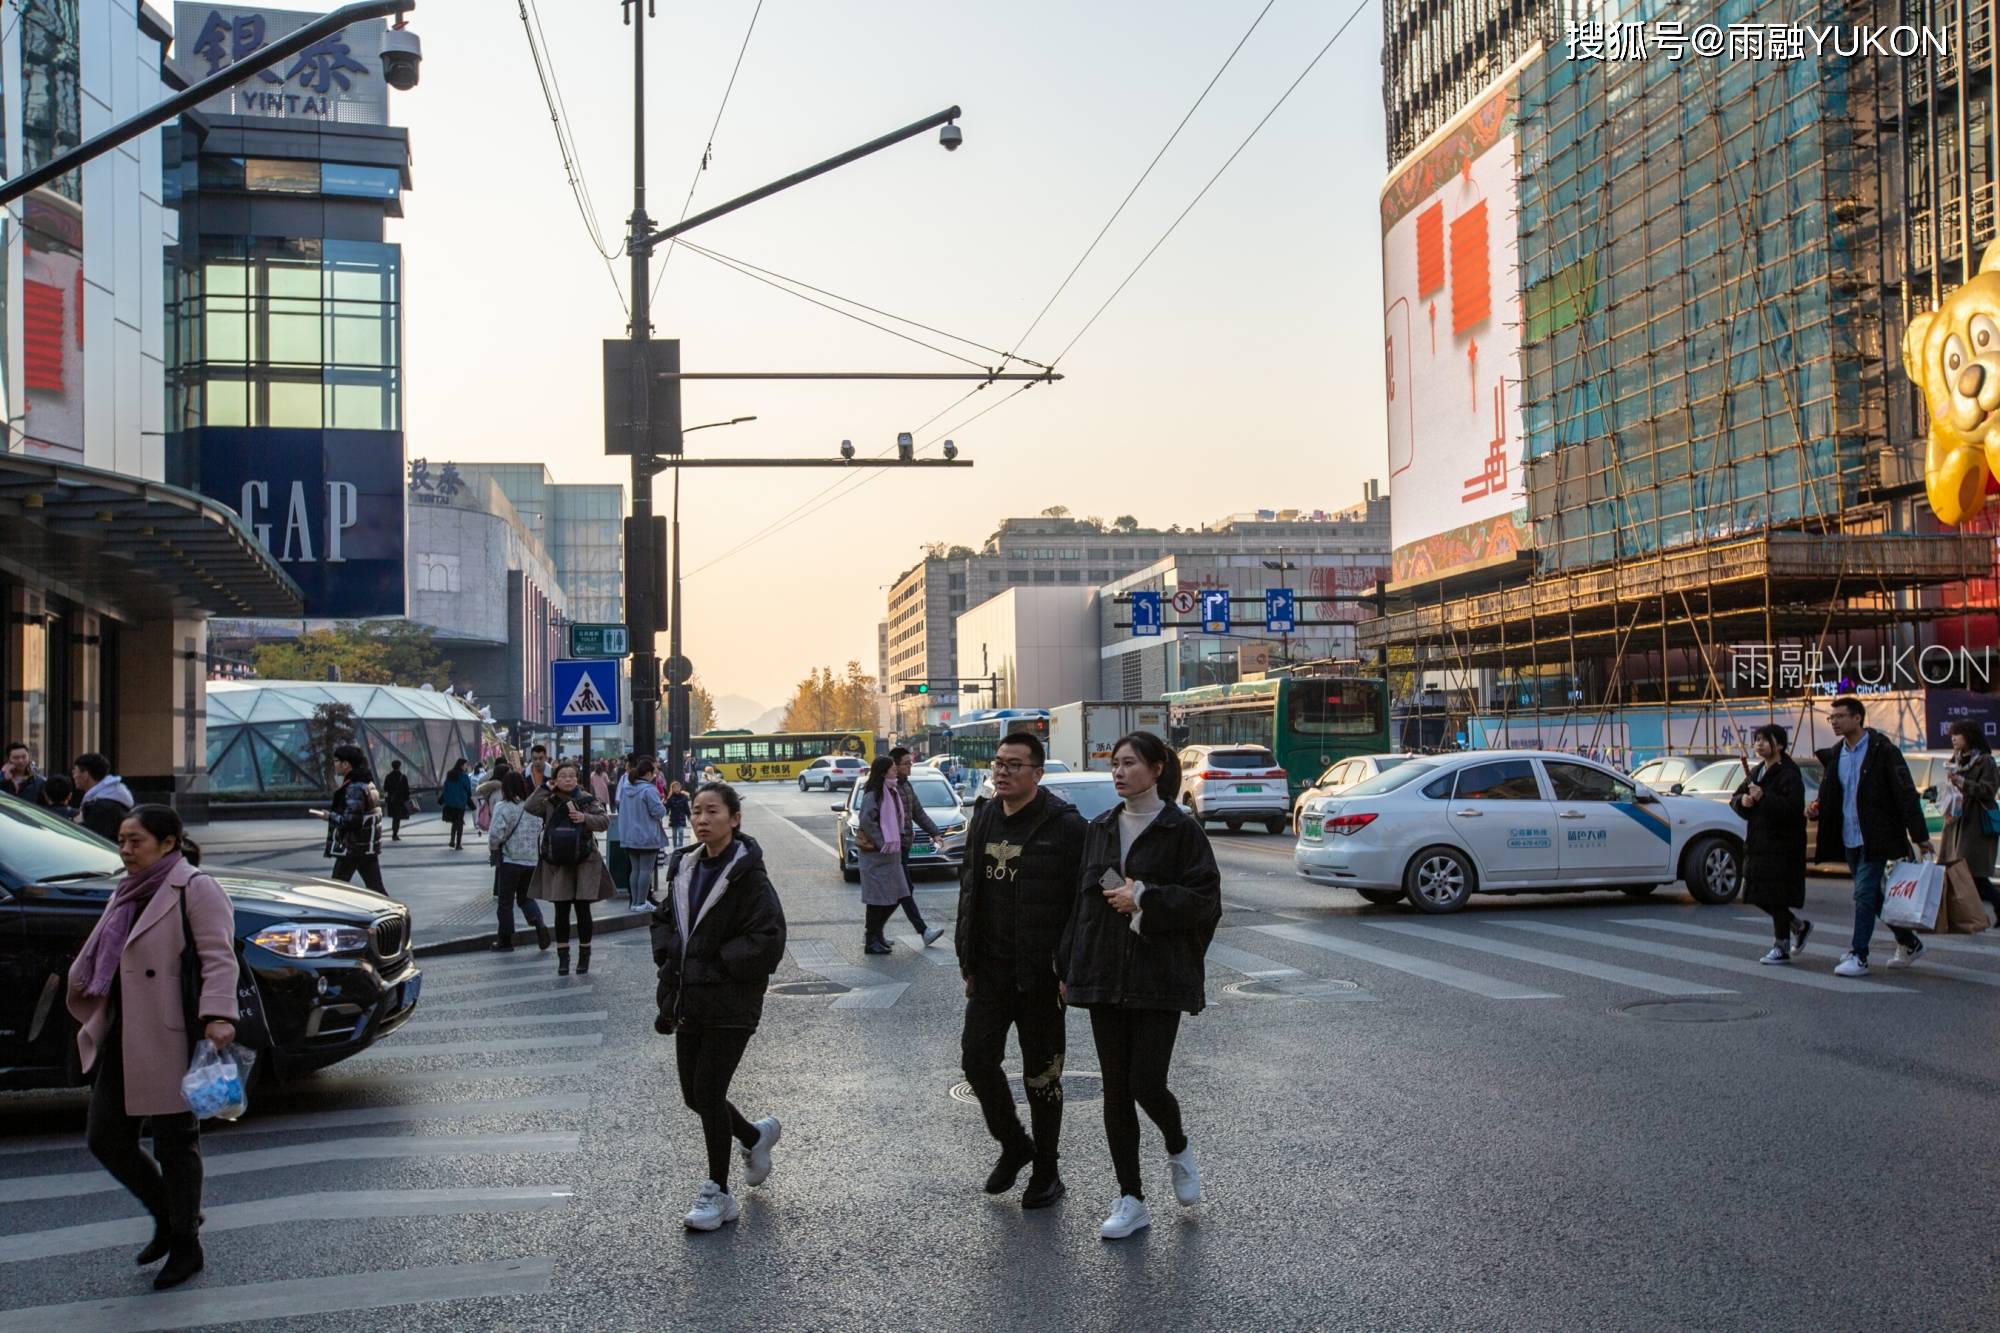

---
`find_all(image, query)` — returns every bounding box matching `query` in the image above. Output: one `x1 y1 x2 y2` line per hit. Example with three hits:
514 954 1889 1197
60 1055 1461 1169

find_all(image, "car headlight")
940 826 967 845
250 922 371 958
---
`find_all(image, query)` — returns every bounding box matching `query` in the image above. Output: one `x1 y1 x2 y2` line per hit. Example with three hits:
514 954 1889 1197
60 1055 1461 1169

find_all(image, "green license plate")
1302 816 1323 839
913 842 934 855
1236 784 1263 794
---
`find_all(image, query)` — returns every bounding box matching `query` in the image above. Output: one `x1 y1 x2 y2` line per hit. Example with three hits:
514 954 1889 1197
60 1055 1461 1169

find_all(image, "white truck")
1048 701 1170 773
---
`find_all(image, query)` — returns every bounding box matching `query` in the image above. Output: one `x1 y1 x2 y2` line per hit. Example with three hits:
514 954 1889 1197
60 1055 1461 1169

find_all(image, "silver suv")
799 755 868 791
1177 744 1292 834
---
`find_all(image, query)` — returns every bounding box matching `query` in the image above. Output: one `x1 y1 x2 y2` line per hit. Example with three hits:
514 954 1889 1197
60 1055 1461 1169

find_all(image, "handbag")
1981 803 2000 838
1882 857 1945 931
1938 860 1991 935
179 881 273 1052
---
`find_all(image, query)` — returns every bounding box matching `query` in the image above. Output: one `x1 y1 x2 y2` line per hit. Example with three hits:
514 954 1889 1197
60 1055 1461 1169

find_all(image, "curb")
412 906 654 958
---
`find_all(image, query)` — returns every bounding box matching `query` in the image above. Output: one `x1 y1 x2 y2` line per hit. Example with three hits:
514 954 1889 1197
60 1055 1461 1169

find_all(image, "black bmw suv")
0 795 421 1089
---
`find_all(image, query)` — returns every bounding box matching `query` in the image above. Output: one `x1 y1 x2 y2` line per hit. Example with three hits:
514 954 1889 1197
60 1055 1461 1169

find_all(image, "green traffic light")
916 683 930 694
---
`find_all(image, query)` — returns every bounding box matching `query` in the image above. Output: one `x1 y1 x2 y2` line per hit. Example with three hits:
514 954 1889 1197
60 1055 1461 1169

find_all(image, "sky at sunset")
395 0 1390 707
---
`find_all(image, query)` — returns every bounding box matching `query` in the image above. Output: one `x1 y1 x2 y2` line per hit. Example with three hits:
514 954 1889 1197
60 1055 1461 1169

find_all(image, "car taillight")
1263 769 1289 779
1326 812 1377 835
1200 769 1231 780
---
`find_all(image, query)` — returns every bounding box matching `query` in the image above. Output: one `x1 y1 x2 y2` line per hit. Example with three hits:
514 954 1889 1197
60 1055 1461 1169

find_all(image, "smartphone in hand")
1099 867 1125 891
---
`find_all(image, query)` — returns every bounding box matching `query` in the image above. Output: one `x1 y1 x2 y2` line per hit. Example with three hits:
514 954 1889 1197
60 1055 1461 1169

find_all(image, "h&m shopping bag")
1882 859 1944 931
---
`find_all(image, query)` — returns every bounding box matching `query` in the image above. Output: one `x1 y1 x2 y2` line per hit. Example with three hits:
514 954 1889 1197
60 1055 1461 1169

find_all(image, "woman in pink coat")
67 804 238 1290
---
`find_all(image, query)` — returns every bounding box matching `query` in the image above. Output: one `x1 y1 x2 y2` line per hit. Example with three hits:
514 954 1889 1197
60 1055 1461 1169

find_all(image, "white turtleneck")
1117 785 1165 933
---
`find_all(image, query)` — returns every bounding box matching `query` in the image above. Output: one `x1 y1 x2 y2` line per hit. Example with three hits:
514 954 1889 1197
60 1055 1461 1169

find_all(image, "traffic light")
903 682 930 696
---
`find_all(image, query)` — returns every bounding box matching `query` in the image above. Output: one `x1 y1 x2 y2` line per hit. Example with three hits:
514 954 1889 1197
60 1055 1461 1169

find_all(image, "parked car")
1628 753 1737 794
799 755 869 791
1292 750 1745 913
1177 744 1292 834
0 794 420 1091
1900 750 1953 838
834 770 969 882
1293 754 1412 834
1675 758 1831 863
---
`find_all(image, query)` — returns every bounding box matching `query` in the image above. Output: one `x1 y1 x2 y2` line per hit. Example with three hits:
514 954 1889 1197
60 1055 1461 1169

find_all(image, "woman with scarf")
67 804 238 1289
526 760 618 975
854 755 941 954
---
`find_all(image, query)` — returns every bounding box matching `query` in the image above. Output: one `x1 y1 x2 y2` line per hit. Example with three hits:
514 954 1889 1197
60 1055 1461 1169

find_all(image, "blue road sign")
1131 591 1162 637
1265 588 1296 633
552 659 621 726
1200 589 1231 635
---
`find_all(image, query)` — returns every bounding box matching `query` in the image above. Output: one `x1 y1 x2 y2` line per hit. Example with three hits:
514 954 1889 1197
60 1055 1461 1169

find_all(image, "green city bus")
1164 676 1391 799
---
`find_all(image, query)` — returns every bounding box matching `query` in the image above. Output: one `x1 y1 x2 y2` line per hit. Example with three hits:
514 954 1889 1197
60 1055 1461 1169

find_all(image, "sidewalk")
186 812 655 956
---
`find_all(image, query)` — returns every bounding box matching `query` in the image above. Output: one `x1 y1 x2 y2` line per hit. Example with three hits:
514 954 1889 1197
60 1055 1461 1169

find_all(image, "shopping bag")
181 1040 257 1122
1939 860 1991 935
1882 859 1944 931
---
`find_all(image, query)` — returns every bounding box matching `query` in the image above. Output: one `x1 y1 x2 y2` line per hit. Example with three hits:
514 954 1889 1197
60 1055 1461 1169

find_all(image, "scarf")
81 851 183 998
881 781 903 855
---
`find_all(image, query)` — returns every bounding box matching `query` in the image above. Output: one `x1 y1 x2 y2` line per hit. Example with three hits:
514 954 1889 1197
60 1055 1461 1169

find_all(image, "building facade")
953 587 1099 711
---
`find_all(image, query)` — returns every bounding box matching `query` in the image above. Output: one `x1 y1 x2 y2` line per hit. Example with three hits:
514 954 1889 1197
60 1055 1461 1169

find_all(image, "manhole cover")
769 980 850 997
1613 999 1768 1024
1222 978 1363 1000
949 1072 1103 1105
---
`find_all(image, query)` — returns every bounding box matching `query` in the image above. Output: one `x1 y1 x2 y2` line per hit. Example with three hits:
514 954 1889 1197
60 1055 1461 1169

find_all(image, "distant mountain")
748 705 789 734
712 694 770 729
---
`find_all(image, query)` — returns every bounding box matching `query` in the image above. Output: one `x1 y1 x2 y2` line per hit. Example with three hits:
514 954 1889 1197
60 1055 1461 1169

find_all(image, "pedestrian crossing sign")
552 659 621 725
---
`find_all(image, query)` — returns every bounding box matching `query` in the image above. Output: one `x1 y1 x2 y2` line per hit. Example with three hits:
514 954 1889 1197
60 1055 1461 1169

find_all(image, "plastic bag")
181 1039 257 1122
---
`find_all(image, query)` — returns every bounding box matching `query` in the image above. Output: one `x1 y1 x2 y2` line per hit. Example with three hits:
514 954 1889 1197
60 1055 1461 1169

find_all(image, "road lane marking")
1731 913 2000 958
1367 921 1737 997
422 973 601 1002
0 1187 573 1265
416 986 599 1015
1618 919 2000 987
1493 921 1911 992
779 815 840 856
0 1096 579 1159
832 984 911 1009
353 1033 604 1061
5 1134 580 1202
401 1010 609 1035
1252 924 1561 999
1204 940 1304 979
315 1060 599 1090
895 934 959 965
0 1256 555 1332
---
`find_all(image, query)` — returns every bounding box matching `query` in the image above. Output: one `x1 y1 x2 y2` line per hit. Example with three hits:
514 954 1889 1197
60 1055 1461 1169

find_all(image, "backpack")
541 800 595 867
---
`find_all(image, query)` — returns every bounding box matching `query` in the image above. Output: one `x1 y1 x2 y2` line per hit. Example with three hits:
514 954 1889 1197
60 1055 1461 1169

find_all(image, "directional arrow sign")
1265 588 1295 634
1131 591 1162 638
1199 589 1231 635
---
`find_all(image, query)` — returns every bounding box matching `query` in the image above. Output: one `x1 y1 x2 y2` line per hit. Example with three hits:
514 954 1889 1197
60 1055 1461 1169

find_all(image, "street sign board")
1170 589 1197 615
1131 591 1162 638
602 338 684 456
664 655 694 685
1200 589 1231 635
1265 588 1296 634
553 659 621 726
569 623 630 658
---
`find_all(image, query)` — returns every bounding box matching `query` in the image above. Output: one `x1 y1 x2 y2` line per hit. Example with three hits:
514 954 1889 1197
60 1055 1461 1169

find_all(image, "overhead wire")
652 0 768 306
517 0 628 311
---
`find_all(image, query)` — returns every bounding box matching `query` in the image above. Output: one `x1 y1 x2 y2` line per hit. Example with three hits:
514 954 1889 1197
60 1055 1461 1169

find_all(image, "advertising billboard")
1380 47 1539 586
173 4 390 125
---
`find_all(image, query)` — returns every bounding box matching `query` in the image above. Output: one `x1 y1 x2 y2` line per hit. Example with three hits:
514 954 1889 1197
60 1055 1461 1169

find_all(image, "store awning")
0 453 304 619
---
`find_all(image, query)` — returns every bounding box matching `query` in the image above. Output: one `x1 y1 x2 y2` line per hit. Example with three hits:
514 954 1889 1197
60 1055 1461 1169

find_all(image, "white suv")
799 755 868 791
1178 745 1292 834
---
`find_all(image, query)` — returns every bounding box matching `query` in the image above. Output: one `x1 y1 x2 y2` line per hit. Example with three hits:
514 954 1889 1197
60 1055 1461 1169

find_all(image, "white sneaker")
741 1116 782 1187
1098 1194 1151 1241
1758 945 1791 966
1167 1145 1202 1205
1887 942 1924 969
921 926 945 947
1833 952 1869 978
683 1180 740 1232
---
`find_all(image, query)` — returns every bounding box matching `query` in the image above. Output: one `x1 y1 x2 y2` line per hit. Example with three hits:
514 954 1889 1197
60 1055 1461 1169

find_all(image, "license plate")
1236 784 1264 794
1302 816 1323 839
912 842 934 855
400 974 422 1008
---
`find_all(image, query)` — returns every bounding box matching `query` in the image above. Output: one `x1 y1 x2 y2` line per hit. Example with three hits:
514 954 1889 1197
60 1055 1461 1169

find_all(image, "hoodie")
78 777 135 842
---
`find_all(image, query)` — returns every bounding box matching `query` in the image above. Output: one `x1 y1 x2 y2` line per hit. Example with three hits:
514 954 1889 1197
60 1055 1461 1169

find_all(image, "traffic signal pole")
625 0 661 762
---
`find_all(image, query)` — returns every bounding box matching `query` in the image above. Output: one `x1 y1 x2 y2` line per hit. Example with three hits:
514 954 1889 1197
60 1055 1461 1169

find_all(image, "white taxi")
1293 750 1745 913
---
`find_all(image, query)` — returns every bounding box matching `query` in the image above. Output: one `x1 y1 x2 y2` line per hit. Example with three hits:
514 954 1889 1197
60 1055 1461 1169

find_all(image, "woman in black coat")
1059 732 1221 1242
1731 723 1810 964
650 782 787 1233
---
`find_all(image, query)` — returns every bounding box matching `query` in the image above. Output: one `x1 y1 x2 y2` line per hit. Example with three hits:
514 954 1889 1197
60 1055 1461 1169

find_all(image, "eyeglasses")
990 760 1040 774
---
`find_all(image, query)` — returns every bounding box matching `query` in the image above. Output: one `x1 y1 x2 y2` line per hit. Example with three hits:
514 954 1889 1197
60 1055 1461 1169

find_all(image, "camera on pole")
896 431 914 461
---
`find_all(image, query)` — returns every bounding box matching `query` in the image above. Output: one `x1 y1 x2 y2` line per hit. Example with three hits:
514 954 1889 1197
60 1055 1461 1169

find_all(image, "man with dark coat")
2 741 44 805
1809 696 1934 977
383 760 413 841
955 730 1088 1209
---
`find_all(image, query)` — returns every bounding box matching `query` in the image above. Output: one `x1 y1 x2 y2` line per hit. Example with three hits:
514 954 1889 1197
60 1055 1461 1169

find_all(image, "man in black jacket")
956 730 1088 1209
1809 696 1934 976
2 742 44 805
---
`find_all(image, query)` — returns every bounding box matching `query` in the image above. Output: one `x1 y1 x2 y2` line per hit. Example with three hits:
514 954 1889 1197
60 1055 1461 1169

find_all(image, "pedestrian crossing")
0 941 614 1329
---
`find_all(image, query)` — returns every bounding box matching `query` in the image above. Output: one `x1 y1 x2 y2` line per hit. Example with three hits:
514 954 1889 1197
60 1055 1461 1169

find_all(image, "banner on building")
173 4 390 124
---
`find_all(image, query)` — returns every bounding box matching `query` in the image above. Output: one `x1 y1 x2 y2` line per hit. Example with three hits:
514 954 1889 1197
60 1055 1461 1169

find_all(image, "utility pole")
625 0 661 760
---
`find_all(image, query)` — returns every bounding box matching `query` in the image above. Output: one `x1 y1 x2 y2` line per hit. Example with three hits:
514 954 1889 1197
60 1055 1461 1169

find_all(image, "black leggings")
1759 903 1802 942
676 1024 759 1188
864 898 928 941
555 900 594 945
1089 1007 1187 1200
87 1026 204 1237
444 808 467 848
330 854 386 894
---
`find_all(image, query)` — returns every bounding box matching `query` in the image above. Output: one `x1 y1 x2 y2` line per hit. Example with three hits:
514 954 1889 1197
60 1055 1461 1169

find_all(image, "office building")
953 587 1099 711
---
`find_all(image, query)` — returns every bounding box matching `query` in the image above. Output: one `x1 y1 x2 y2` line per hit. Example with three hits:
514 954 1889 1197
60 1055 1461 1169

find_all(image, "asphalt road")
2 781 1996 1331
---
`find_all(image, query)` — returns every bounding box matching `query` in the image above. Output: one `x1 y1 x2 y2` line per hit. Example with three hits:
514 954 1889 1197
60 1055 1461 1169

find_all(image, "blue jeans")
669 825 687 848
1846 850 1920 959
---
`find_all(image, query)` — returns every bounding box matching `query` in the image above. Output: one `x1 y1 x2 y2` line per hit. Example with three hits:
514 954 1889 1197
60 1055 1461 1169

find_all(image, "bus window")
748 741 771 761
1289 680 1383 737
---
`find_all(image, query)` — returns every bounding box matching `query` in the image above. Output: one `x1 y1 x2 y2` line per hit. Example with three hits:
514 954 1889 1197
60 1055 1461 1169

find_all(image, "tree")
1081 516 1105 531
302 702 358 789
779 661 877 733
252 621 454 688
1040 505 1070 518
687 677 717 735
1113 514 1139 532
946 544 975 559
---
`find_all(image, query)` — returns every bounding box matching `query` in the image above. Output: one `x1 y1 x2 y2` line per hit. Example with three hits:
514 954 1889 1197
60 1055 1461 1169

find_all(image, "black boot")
134 1216 171 1266
1022 1082 1064 1209
1021 1164 1065 1209
983 1136 1036 1195
557 946 571 976
576 946 592 975
153 1235 204 1289
535 922 553 951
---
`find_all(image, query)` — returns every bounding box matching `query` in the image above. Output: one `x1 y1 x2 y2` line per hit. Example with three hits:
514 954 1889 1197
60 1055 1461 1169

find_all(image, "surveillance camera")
939 122 962 152
896 431 915 461
943 439 957 460
840 439 855 460
382 25 422 91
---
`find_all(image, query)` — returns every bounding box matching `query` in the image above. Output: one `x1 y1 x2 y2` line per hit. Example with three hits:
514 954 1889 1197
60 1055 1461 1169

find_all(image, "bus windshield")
1288 679 1385 736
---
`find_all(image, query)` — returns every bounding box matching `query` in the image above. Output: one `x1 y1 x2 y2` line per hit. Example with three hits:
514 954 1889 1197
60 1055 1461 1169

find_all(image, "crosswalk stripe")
831 983 911 1010
6 1134 579 1202
1204 941 1304 979
417 986 598 1015
0 1256 555 1332
0 1186 573 1265
1367 921 1738 996
421 973 595 1001
315 1060 599 1090
1618 919 2000 987
422 952 571 977
1252 924 1561 1000
0 1096 578 1159
401 1010 609 1035
1730 914 2000 958
895 934 959 965
1493 921 1911 993
354 1033 603 1061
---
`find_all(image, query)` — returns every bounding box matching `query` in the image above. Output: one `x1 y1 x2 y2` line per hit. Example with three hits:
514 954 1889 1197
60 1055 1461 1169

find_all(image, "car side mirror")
1669 783 1684 795
831 803 846 812
1635 791 1659 805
